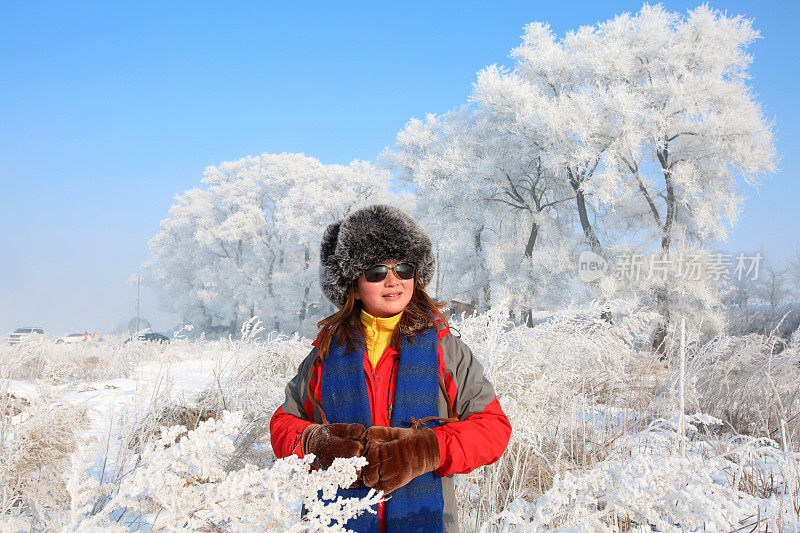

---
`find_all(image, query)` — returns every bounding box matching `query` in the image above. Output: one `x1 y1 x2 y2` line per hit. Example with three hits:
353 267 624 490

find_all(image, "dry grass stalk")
0 397 90 529
128 404 221 453
2 393 30 417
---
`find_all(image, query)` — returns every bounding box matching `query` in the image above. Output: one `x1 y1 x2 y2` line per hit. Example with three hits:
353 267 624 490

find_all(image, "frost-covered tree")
726 251 799 338
392 5 776 340
387 110 492 308
474 48 625 256
594 5 776 347
386 106 577 321
754 260 790 316
789 245 800 294
147 153 401 336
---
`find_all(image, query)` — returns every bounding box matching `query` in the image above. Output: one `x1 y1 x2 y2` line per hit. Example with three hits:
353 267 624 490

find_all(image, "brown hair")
315 276 448 360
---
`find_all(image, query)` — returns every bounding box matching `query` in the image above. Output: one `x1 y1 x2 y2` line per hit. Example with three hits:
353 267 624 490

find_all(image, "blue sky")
1 1 798 336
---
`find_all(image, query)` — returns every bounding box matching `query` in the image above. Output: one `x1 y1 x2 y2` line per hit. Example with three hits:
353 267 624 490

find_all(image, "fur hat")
319 205 436 307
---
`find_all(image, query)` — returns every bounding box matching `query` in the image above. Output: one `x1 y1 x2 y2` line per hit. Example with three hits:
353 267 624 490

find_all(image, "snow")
2 309 800 531
6 380 39 401
53 358 217 437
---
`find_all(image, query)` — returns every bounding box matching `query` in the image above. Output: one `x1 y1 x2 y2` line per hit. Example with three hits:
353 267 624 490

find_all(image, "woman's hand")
300 422 368 470
362 426 440 494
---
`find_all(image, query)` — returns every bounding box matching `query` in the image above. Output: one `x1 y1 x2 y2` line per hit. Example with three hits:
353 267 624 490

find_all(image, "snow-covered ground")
2 308 799 531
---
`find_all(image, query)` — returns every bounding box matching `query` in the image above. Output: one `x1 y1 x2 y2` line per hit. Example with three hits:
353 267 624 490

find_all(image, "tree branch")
622 157 663 229
666 132 698 143
498 167 528 207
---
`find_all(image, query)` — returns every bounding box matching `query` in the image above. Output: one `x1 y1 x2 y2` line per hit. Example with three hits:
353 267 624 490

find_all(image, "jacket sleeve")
432 333 511 476
269 347 319 459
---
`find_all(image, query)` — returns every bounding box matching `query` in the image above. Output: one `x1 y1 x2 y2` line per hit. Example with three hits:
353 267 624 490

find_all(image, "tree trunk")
299 249 311 326
568 172 602 254
652 140 676 355
523 221 539 258
652 285 670 357
522 309 534 327
475 227 491 310
521 220 540 327
265 252 278 331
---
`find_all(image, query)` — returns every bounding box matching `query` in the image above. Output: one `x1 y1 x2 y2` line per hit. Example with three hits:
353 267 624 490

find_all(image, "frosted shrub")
714 434 800 528
458 302 660 408
489 421 762 532
69 410 383 532
5 306 800 531
0 390 89 531
453 304 664 524
191 328 313 469
452 305 800 530
120 325 309 477
127 402 221 457
483 419 800 532
0 342 49 381
193 330 310 423
0 336 174 382
684 332 800 443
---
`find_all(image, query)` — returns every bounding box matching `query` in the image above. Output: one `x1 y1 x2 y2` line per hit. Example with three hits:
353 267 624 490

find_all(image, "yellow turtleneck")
360 309 402 369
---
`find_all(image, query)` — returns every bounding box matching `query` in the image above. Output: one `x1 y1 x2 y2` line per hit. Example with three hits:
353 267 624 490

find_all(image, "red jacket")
270 320 511 532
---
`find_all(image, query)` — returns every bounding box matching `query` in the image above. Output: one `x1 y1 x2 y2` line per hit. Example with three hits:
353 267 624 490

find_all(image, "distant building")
442 300 477 318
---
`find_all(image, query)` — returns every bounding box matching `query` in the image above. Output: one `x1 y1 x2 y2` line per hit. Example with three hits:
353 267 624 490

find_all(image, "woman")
270 205 511 532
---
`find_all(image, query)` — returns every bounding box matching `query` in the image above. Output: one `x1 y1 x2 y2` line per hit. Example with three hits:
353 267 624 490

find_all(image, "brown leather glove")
362 426 441 494
300 423 367 470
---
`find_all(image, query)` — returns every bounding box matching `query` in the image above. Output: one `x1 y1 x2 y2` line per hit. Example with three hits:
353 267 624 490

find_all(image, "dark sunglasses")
362 262 416 283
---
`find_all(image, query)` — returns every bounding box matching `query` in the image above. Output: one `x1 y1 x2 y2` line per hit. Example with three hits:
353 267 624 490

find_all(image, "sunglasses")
362 262 416 283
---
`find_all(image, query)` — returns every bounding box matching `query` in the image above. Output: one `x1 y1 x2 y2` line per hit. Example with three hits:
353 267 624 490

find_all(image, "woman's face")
354 261 415 318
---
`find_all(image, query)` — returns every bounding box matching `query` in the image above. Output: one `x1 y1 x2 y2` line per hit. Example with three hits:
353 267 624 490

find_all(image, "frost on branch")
145 152 408 338
387 4 777 342
68 410 383 532
0 390 89 531
489 421 767 532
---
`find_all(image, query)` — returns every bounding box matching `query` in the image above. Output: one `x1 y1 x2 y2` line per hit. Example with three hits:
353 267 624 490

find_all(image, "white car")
7 327 46 344
55 332 87 344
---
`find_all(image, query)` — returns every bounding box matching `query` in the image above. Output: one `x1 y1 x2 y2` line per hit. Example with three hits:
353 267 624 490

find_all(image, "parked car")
125 332 170 344
55 332 87 344
7 327 46 344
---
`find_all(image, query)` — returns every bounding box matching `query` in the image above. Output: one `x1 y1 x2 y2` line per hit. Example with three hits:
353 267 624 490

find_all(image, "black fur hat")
319 205 436 307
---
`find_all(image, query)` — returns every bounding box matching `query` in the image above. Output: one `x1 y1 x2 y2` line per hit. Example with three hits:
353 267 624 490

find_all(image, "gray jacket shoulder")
439 331 496 419
280 346 320 420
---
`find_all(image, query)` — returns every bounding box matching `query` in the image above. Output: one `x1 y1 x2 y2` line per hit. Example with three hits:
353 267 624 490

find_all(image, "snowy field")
2 305 800 532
